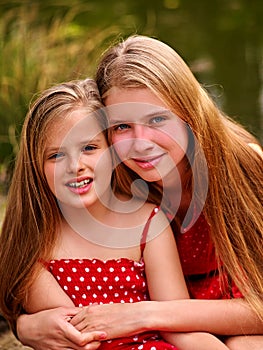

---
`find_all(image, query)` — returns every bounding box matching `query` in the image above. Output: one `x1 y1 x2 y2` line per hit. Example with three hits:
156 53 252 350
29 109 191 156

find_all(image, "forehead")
104 87 173 124
106 103 171 125
46 109 104 145
105 87 165 105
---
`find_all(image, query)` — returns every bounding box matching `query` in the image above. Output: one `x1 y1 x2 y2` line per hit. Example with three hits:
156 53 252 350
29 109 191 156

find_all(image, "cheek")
95 151 112 175
161 124 188 160
94 152 114 196
94 149 113 177
44 163 55 193
112 136 133 161
44 162 65 196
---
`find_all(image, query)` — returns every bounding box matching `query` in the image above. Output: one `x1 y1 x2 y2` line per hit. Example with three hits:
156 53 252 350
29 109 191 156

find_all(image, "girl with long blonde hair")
96 34 263 310
75 35 263 349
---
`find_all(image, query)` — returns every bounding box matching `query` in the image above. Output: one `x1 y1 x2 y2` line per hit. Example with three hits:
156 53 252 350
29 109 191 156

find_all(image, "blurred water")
70 0 263 142
124 0 263 142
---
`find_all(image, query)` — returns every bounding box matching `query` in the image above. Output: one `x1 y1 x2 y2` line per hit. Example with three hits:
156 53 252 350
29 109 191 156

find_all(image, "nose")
132 125 155 153
66 153 86 174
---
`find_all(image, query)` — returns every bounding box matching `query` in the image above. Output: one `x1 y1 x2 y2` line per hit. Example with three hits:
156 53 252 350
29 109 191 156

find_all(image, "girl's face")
105 88 188 186
44 109 112 210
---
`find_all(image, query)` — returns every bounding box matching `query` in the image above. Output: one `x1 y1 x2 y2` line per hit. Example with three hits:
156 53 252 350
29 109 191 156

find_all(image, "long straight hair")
0 79 108 332
96 35 263 321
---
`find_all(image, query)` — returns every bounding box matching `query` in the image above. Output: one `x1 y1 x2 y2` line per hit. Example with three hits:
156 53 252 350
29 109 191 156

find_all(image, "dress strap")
140 206 160 255
38 258 50 270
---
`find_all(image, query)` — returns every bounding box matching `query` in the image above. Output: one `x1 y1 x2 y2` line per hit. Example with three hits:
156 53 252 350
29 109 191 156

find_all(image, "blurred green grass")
0 195 5 228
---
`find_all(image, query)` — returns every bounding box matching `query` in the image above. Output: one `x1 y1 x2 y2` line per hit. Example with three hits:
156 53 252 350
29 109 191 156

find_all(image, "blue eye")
48 152 64 160
150 116 166 124
113 124 131 131
83 145 96 151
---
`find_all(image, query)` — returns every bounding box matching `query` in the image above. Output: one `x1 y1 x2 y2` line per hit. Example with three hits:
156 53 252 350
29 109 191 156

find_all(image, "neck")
59 187 113 223
156 159 192 219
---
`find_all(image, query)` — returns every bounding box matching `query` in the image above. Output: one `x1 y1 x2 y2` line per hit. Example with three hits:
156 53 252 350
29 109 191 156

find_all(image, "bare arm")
71 298 262 338
136 211 229 349
17 308 106 350
24 266 74 313
149 298 263 335
18 266 106 350
164 332 229 350
143 209 189 301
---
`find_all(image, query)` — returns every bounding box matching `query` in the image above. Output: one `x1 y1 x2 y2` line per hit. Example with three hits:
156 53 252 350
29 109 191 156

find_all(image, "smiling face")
105 88 189 187
44 108 113 210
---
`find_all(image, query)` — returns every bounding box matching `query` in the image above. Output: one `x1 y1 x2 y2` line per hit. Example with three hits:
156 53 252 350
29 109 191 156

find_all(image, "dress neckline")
48 257 144 265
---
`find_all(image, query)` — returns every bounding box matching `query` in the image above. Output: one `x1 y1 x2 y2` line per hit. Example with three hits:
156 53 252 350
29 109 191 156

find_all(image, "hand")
17 307 107 350
70 302 147 340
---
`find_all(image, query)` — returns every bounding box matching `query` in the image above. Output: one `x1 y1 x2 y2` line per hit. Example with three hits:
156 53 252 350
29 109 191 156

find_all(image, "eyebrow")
45 138 104 152
79 137 103 144
109 108 170 125
45 145 63 152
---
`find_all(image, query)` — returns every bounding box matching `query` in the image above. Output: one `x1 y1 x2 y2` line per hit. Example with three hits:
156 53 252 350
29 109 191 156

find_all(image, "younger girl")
0 79 229 349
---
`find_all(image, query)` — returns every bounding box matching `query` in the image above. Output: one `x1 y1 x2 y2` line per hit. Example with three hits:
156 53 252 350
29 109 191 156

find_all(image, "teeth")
68 179 91 188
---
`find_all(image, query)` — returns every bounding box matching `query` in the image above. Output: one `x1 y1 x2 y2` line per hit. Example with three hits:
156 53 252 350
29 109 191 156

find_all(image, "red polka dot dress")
172 213 242 300
45 208 177 350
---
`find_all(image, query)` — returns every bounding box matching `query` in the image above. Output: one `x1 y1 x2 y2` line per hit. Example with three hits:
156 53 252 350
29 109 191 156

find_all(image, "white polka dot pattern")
173 213 242 300
49 258 148 307
47 257 176 349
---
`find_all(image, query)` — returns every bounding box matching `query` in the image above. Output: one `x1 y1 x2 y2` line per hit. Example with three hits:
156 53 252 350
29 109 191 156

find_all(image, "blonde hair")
96 35 263 321
0 79 108 332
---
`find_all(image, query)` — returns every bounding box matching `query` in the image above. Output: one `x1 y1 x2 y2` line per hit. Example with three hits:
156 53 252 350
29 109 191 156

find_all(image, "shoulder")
139 203 171 240
138 202 161 220
114 193 161 221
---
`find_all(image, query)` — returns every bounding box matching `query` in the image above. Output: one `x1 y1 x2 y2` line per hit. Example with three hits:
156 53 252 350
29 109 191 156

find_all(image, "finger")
81 341 102 350
81 331 107 343
63 306 81 318
70 308 87 326
63 321 86 344
64 323 106 347
73 320 90 332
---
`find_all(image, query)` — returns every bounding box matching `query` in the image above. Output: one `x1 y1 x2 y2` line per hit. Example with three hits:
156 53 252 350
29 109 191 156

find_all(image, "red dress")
173 213 242 299
45 207 177 350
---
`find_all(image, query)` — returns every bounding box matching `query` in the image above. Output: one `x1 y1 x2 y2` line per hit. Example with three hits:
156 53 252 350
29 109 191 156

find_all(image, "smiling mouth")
132 154 164 168
67 178 93 188
133 154 163 162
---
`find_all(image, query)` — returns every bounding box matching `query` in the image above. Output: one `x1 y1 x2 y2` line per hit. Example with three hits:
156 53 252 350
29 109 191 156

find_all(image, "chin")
136 172 162 183
58 197 91 210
